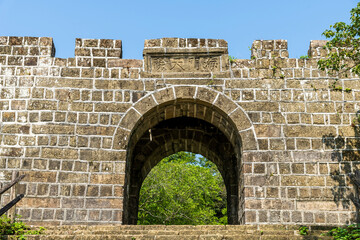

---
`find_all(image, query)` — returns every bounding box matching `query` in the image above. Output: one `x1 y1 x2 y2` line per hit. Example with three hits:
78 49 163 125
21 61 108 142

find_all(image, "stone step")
42 229 311 235
42 228 329 236
21 225 333 240
41 224 334 231
42 225 298 231
24 234 331 240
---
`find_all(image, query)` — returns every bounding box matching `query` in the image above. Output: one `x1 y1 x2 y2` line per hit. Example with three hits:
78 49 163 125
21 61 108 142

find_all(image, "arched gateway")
112 86 256 224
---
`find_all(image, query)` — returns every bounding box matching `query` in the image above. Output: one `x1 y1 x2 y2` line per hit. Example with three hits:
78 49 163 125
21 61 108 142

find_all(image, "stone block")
19 197 60 208
58 172 88 183
76 126 115 136
85 198 123 209
41 148 78 159
254 125 281 138
95 80 144 90
79 149 125 161
28 100 57 110
239 102 279 112
60 68 80 77
9 37 23 45
32 124 74 134
90 173 124 185
284 125 336 138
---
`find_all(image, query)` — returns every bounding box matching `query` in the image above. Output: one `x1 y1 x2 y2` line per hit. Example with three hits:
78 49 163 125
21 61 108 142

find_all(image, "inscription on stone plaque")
151 56 220 72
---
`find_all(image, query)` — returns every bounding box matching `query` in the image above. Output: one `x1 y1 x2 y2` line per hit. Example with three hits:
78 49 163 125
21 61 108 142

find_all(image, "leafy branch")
318 2 360 77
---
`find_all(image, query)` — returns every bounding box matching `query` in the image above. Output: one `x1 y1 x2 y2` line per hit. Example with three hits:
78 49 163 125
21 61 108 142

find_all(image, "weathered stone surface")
80 149 125 161
133 95 157 115
76 126 115 136
95 80 143 90
229 108 252 131
18 197 60 208
108 59 142 68
284 125 336 138
58 172 88 183
119 108 142 129
41 148 78 159
113 128 131 150
239 129 257 150
94 103 131 112
174 86 196 99
153 88 175 104
32 124 74 134
90 174 124 184
213 94 237 114
254 125 282 138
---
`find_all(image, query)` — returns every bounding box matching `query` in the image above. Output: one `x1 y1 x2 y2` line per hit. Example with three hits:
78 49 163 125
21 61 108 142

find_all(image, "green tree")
137 152 227 225
318 2 360 76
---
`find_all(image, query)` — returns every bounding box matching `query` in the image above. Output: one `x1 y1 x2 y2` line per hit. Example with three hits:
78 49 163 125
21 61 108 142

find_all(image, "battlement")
251 40 289 59
0 36 55 66
0 36 333 68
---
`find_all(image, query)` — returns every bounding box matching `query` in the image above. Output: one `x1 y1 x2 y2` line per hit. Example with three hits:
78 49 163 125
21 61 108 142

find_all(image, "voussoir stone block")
113 128 131 150
229 108 252 131
174 86 196 99
119 108 142 130
153 87 175 104
213 94 238 115
133 94 157 115
196 87 218 104
239 129 257 150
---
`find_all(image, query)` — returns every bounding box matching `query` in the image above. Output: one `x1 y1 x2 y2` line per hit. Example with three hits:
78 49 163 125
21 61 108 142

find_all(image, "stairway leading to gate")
25 225 334 239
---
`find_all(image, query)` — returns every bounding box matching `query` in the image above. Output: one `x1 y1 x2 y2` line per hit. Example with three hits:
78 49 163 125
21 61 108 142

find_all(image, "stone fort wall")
0 36 359 225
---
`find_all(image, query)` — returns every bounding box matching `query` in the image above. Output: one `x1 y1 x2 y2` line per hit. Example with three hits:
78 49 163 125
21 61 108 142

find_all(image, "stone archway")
112 86 257 225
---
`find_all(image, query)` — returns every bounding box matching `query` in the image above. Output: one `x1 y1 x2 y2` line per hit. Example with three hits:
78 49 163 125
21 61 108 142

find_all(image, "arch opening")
138 151 228 225
121 98 245 225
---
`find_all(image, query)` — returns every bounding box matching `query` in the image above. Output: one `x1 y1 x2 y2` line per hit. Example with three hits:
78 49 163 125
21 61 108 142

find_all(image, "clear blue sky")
0 0 358 59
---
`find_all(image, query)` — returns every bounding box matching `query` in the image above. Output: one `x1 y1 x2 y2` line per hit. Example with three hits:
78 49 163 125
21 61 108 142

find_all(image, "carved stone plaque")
150 56 220 73
143 38 229 73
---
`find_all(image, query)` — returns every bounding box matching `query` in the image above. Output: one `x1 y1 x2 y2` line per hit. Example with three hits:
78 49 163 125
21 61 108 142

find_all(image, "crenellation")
308 40 328 58
251 39 289 59
74 38 122 69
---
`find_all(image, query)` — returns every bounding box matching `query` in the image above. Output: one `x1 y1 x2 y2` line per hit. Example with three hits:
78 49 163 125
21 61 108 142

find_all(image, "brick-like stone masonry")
0 36 358 226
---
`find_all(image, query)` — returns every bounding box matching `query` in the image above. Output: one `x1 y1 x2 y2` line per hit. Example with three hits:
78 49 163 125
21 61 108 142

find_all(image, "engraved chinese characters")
151 56 220 72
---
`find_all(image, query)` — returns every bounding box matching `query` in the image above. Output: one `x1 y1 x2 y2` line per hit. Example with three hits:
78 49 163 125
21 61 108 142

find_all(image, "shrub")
0 215 45 239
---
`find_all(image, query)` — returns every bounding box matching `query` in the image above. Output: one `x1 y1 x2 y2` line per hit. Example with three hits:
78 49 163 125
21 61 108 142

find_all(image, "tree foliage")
318 2 360 76
137 152 227 225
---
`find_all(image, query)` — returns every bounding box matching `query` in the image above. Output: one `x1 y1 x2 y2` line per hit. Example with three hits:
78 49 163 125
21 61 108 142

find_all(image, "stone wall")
0 36 358 226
